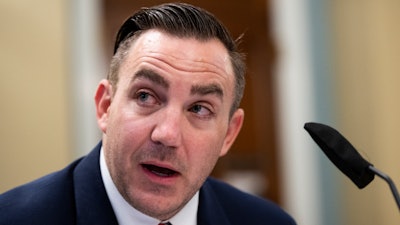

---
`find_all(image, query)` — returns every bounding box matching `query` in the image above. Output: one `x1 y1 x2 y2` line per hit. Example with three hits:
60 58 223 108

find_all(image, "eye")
135 90 159 106
189 104 213 118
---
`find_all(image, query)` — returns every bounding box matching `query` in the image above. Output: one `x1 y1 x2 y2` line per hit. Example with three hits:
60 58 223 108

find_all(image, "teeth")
152 170 171 177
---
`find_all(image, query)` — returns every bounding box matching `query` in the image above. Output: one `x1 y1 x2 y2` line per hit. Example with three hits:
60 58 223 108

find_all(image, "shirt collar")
100 147 198 225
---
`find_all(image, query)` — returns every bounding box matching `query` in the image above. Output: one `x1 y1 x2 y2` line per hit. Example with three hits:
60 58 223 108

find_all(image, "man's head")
95 2 245 220
108 2 246 116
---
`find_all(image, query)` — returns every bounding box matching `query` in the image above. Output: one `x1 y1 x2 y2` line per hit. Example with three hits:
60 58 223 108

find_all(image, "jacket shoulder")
202 178 296 225
0 159 82 225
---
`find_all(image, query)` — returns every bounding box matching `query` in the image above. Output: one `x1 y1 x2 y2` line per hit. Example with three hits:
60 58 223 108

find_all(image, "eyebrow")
132 69 170 89
132 68 224 99
191 83 224 100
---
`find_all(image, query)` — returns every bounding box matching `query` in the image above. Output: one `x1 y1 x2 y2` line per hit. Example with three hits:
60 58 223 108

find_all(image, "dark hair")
108 2 246 115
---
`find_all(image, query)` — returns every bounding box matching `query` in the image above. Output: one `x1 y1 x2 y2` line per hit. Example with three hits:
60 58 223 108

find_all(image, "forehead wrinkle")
145 52 230 77
132 69 169 89
190 83 224 100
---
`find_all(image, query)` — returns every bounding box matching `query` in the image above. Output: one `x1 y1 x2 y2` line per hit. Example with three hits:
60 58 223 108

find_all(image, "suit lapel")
197 179 231 225
73 142 119 225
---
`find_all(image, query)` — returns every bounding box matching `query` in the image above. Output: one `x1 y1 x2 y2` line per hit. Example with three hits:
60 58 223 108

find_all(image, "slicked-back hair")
108 2 246 116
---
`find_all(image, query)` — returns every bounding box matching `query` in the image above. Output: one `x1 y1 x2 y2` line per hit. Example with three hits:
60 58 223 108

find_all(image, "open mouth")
142 164 178 177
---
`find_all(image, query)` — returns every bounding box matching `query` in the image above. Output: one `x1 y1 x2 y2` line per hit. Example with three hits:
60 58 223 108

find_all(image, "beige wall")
332 1 400 224
0 1 71 192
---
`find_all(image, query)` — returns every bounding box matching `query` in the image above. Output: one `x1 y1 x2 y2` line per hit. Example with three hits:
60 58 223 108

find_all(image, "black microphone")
304 122 400 211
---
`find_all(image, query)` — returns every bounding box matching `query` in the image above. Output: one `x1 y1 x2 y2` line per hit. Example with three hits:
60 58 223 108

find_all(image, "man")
0 3 296 225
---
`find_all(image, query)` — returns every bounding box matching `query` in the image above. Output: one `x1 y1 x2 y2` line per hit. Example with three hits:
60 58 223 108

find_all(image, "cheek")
104 113 151 167
188 145 221 186
186 131 226 169
107 105 153 141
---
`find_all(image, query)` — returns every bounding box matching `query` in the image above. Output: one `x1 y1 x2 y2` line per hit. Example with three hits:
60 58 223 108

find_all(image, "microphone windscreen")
304 122 375 189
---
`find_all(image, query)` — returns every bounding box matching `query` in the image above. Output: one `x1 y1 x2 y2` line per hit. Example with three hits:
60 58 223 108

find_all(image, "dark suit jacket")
0 142 296 225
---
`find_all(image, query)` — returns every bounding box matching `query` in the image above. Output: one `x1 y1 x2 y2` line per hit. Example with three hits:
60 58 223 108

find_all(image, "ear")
219 108 244 156
94 79 113 133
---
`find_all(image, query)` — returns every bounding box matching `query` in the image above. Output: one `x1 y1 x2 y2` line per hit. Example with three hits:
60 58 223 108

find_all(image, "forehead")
122 29 234 82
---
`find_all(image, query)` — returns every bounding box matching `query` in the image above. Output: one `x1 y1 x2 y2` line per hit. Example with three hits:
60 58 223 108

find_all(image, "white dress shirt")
100 148 198 225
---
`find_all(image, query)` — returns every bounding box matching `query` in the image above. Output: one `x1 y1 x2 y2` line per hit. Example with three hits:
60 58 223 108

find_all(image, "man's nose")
150 107 183 148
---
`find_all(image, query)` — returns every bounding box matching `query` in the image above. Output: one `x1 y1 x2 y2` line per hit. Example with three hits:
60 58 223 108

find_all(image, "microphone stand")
368 165 400 211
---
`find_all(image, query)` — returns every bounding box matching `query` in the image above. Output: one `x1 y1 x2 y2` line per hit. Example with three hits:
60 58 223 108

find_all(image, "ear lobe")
95 79 113 133
219 108 244 157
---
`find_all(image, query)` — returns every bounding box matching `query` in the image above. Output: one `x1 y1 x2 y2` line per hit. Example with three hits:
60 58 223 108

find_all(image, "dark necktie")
158 222 171 225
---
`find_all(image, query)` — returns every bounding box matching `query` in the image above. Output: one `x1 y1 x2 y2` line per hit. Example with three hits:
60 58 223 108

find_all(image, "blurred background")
1 0 400 224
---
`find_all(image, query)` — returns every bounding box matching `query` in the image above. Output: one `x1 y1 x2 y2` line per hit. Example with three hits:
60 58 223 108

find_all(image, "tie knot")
159 222 171 225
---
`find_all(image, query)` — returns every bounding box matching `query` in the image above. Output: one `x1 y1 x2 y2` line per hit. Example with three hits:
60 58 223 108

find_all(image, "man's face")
95 29 244 220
